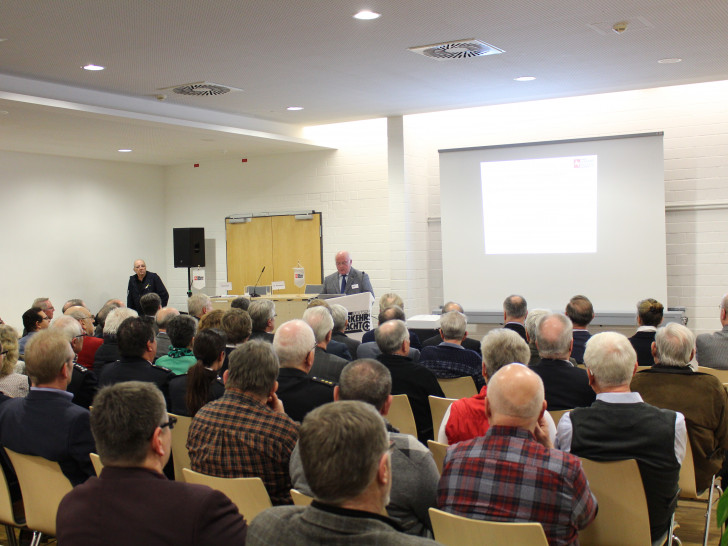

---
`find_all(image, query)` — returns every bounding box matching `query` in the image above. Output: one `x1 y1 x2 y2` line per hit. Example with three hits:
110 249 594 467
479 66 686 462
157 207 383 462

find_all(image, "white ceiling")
1 0 726 165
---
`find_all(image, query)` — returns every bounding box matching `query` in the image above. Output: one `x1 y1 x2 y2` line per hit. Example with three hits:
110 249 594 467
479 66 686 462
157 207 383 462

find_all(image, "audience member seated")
418 311 483 390
94 307 137 374
438 364 597 545
0 326 29 397
376 320 444 443
422 301 481 355
439 328 558 445
330 303 361 356
525 308 551 365
99 316 175 404
248 299 276 343
0 330 95 485
61 298 86 314
93 299 123 338
358 306 421 361
168 329 226 417
696 293 728 370
56 381 248 545
51 316 99 409
65 305 103 369
631 322 728 491
565 295 594 364
303 306 348 383
290 359 439 537
32 297 55 320
274 319 334 423
220 308 252 371
187 293 213 322
198 309 225 331
248 401 438 545
18 307 50 354
230 296 250 311
188 341 298 505
531 313 596 410
629 298 664 366
557 331 684 543
304 299 352 360
362 294 421 348
140 293 163 332
155 315 197 374
502 294 528 342
155 307 179 359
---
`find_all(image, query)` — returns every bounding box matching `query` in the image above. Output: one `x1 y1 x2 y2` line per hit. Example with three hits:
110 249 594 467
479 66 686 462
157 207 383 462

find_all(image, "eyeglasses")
160 415 178 431
0 350 7 357
74 333 88 340
149 415 177 439
41 317 51 322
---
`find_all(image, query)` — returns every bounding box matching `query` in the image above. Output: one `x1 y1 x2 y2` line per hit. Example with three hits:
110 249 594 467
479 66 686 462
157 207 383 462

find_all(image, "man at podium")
321 250 374 296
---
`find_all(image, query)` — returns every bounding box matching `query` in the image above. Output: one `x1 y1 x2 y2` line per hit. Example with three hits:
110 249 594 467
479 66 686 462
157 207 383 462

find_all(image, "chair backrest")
678 434 699 499
0 455 23 529
169 413 192 482
388 394 418 437
427 440 449 475
290 488 313 506
429 507 548 546
697 366 728 385
4 448 73 536
578 458 652 546
182 468 272 521
304 284 323 294
549 409 571 427
437 377 478 399
89 453 103 477
428 396 456 443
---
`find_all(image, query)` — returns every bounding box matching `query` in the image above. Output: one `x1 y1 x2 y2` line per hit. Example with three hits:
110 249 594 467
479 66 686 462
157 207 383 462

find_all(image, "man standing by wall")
127 259 169 314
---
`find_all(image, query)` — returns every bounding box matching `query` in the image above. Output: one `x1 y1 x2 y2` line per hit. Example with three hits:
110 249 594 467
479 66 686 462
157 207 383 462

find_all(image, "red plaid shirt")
437 425 597 545
187 387 299 505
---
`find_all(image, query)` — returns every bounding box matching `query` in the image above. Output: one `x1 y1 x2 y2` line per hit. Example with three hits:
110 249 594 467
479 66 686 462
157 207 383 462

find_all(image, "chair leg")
3 525 18 546
703 474 721 546
29 531 42 546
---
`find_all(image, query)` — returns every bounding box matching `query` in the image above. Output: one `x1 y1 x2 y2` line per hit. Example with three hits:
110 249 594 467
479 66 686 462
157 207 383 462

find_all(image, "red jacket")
445 386 490 444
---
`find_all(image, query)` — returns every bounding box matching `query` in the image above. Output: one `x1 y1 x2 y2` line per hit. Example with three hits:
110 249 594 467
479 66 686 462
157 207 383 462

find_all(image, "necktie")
341 274 347 293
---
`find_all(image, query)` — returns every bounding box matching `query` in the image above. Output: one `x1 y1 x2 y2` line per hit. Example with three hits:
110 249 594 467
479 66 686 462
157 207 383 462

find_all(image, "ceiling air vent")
159 82 243 97
409 39 504 60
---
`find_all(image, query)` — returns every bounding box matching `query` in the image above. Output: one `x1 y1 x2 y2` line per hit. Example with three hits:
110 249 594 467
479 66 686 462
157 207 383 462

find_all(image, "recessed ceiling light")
287 106 304 111
353 10 381 20
0 38 7 42
117 149 132 153
514 76 536 81
83 64 105 71
657 58 682 64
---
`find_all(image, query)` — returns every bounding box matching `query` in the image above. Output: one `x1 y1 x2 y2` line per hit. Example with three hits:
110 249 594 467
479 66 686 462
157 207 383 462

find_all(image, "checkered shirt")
187 387 299 505
419 344 486 390
437 425 597 546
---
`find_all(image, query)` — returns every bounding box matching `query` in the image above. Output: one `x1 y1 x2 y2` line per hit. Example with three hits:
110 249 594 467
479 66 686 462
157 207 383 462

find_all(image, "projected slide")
481 155 597 254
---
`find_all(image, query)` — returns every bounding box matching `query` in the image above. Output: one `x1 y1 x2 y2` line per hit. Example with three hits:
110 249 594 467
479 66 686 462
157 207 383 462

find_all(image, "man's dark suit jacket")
504 322 528 342
332 331 361 356
422 334 481 355
56 466 248 546
127 271 169 314
249 330 275 343
326 339 352 361
98 356 175 404
310 347 347 383
0 389 95 485
530 358 596 410
376 353 444 443
571 330 592 364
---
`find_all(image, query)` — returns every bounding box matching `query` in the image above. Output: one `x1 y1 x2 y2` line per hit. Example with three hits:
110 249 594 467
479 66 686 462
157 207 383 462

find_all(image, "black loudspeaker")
173 227 205 267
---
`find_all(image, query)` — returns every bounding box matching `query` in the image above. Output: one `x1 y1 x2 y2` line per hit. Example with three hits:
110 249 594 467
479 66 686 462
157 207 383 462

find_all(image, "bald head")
486 364 545 428
273 319 316 370
155 307 179 331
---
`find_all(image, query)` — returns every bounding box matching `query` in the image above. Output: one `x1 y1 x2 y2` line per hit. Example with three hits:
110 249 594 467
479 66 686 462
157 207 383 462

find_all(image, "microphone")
251 266 266 298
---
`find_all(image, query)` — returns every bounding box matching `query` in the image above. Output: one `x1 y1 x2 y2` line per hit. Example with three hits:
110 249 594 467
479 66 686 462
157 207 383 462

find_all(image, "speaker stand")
186 267 192 297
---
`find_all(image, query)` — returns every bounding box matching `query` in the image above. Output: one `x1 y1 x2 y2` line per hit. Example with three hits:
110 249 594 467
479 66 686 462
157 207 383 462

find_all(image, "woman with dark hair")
168 329 226 416
629 298 664 366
